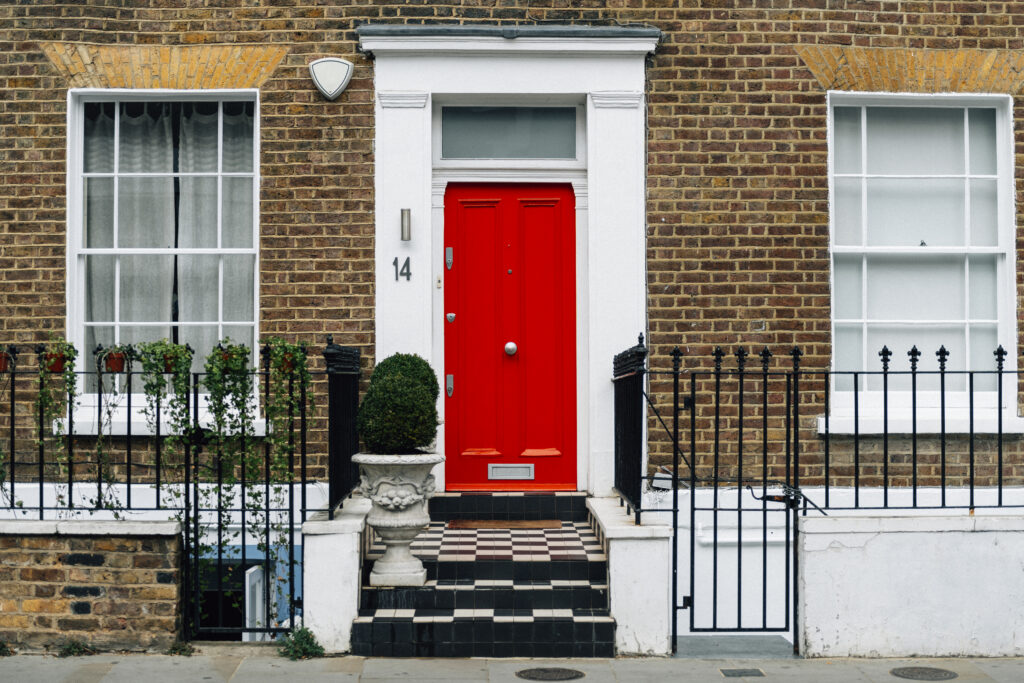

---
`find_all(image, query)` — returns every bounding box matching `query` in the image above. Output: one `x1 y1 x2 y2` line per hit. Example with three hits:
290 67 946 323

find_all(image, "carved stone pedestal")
352 452 445 587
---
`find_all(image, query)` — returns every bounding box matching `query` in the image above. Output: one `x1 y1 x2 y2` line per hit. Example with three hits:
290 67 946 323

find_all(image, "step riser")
429 494 589 522
362 587 609 611
351 618 615 658
363 560 608 583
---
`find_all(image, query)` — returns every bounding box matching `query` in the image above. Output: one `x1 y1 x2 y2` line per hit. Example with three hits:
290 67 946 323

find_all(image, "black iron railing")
612 337 1024 653
0 338 360 640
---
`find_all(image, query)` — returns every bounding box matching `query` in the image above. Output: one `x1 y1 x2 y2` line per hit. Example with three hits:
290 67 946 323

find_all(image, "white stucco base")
799 514 1024 657
301 496 371 653
587 496 673 655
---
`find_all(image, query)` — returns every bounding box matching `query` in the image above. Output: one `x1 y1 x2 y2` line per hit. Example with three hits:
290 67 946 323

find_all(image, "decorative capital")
323 336 360 374
590 91 643 109
378 91 429 108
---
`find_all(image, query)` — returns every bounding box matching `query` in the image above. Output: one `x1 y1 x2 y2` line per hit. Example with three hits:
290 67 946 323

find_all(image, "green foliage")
277 627 324 661
369 353 440 402
136 340 194 450
262 337 313 478
0 640 13 657
35 337 79 512
165 640 195 656
356 353 439 454
57 638 96 657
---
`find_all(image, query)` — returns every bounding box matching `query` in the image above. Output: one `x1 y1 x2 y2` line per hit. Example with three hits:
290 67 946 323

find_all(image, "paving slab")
361 657 490 679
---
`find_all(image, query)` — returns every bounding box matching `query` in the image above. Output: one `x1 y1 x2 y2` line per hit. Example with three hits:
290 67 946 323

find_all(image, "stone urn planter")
354 452 445 586
355 353 443 587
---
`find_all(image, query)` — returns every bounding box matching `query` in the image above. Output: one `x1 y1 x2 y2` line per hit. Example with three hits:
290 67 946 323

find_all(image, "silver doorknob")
504 341 518 356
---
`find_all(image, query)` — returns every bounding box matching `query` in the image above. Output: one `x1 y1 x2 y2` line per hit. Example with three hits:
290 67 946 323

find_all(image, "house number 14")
393 257 411 281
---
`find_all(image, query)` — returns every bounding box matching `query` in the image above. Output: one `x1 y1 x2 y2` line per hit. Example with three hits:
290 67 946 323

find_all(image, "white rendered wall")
363 34 655 495
799 514 1024 657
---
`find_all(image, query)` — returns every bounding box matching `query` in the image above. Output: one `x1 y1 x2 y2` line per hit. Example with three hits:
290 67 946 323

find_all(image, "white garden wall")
798 514 1024 657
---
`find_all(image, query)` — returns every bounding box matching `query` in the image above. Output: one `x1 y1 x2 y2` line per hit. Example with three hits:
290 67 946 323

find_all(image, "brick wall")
3 2 1024 478
0 524 181 652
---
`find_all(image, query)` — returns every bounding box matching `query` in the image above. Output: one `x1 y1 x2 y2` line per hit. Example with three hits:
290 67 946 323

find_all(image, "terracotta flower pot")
278 352 296 373
0 351 10 373
45 352 65 373
104 352 126 373
163 354 177 373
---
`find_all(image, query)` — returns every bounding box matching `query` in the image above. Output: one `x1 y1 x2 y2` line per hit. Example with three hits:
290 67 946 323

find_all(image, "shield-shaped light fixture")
309 58 354 101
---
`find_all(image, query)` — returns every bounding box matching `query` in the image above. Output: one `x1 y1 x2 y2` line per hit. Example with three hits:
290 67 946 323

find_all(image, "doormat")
448 519 562 530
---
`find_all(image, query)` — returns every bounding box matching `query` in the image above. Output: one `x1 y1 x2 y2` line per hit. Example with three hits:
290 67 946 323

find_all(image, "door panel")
444 183 576 490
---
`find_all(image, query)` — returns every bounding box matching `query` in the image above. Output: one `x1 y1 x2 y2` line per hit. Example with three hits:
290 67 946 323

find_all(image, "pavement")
2 643 1024 683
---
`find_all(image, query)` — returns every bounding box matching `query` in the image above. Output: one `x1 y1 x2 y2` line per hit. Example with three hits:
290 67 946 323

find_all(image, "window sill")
60 413 267 438
818 414 1024 435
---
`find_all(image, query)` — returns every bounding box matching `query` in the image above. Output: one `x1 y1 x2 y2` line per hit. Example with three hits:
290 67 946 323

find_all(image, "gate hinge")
682 595 693 609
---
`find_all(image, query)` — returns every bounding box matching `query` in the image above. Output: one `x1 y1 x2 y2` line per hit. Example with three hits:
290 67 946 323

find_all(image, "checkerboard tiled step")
351 612 615 658
354 494 615 658
361 580 609 611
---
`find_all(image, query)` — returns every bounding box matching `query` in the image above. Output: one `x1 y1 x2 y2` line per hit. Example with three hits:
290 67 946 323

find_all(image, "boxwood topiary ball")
356 373 438 454
368 353 439 402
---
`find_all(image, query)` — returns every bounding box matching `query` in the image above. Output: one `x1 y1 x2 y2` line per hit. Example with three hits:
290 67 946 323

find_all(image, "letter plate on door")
488 464 534 480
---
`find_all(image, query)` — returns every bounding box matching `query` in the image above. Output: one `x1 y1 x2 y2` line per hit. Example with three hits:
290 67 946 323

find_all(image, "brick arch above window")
795 46 1024 95
40 43 288 90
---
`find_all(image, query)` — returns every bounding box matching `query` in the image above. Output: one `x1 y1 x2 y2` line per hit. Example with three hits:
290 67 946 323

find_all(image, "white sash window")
827 93 1018 432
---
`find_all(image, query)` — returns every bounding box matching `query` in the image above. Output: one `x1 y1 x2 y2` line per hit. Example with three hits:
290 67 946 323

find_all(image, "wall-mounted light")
400 209 411 241
309 58 354 101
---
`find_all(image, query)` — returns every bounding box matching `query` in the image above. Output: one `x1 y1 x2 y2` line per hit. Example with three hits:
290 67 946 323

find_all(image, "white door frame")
359 26 659 495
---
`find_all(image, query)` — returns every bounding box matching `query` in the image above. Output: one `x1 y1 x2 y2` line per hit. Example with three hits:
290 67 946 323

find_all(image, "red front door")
444 183 577 490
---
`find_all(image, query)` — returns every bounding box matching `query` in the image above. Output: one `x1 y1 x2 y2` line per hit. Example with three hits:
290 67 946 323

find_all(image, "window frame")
826 91 1020 432
66 89 261 430
431 96 587 171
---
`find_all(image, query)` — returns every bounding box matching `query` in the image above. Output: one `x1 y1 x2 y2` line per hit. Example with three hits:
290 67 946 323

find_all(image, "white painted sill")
59 405 267 437
818 413 1024 435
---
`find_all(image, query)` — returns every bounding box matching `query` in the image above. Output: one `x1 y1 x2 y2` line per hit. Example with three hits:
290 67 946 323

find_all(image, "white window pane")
118 177 176 248
222 325 254 358
180 326 220 373
223 255 255 323
833 107 861 174
178 102 219 173
969 178 998 247
177 177 218 249
84 177 113 248
866 256 964 321
833 177 862 246
866 178 964 247
833 255 862 319
177 255 219 322
119 325 173 348
970 324 998 390
866 325 965 391
85 255 114 323
84 326 114 392
223 101 255 173
866 107 964 175
120 255 173 323
833 324 863 391
83 102 115 173
968 108 997 175
441 107 576 159
222 177 253 248
119 102 173 173
968 255 997 320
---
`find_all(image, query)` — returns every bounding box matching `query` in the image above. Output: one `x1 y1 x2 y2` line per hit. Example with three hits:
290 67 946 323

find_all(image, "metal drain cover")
890 667 958 681
515 668 585 681
721 670 765 678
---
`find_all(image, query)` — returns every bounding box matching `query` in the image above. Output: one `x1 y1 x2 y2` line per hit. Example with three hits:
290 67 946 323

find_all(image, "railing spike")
878 346 892 372
995 345 1007 371
735 347 748 372
908 345 920 371
712 346 724 372
936 345 949 370
759 346 772 371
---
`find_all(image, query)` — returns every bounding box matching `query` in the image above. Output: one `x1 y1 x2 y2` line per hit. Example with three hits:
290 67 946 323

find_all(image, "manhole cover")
515 668 586 681
890 667 958 681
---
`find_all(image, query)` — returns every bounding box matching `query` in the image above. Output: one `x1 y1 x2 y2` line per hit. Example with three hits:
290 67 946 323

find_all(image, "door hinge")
446 374 454 397
445 247 453 270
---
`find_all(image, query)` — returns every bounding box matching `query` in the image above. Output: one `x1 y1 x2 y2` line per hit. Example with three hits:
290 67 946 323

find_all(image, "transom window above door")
433 102 585 169
70 94 258 375
829 94 1014 395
